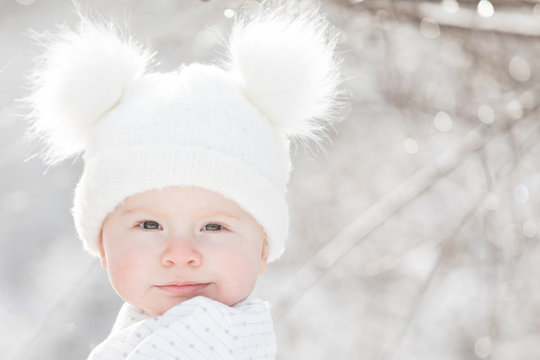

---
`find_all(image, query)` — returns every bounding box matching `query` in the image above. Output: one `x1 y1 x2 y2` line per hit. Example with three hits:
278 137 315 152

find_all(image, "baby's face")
99 186 268 316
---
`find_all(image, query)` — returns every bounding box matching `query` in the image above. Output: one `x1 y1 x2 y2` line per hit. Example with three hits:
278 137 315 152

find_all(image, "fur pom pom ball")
26 18 153 165
227 2 343 141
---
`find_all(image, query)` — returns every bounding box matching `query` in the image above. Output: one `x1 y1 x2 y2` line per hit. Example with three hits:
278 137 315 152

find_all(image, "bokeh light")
477 104 495 124
403 137 419 154
224 8 235 18
514 184 530 203
522 219 537 238
508 55 531 82
442 0 460 14
420 18 440 39
433 111 453 132
505 100 524 120
474 336 492 358
477 0 494 18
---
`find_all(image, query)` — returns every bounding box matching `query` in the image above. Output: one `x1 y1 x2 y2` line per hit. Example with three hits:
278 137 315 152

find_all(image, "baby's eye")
202 223 223 232
138 221 163 230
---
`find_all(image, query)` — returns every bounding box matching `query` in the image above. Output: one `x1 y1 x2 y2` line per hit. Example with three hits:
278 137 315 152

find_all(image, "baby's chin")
140 296 211 316
151 297 194 316
145 294 251 316
130 296 182 317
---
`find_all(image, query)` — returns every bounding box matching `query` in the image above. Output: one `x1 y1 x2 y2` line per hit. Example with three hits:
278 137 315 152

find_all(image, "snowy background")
2 0 540 359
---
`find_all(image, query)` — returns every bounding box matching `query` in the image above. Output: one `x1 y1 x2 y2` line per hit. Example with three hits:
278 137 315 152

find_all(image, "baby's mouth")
154 281 210 296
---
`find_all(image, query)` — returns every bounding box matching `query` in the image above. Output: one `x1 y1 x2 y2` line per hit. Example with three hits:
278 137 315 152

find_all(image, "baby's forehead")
117 186 245 217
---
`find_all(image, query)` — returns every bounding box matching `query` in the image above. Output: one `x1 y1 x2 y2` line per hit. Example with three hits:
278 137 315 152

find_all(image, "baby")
25 1 343 359
91 186 275 359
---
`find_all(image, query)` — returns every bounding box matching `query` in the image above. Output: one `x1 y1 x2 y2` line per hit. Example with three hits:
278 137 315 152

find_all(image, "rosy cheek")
221 257 260 303
107 248 143 280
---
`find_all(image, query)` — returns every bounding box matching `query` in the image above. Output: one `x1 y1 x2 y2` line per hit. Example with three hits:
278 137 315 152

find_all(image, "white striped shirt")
87 296 276 360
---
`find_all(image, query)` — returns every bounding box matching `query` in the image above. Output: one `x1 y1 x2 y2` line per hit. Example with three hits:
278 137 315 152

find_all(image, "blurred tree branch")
345 0 540 37
273 95 540 320
378 113 540 359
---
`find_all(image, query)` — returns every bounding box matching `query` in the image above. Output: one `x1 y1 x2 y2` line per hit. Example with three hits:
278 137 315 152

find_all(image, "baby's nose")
160 235 202 268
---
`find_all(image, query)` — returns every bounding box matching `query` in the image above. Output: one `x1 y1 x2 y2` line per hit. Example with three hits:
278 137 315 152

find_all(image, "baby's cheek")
216 258 260 305
108 252 146 295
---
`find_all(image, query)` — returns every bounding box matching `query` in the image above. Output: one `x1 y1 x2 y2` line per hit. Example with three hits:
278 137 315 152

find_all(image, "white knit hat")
26 2 343 262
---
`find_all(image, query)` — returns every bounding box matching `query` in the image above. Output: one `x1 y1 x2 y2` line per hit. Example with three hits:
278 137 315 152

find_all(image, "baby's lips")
154 281 210 296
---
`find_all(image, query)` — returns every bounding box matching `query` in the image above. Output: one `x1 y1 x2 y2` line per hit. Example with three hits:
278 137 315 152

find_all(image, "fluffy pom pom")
26 17 153 165
227 1 343 140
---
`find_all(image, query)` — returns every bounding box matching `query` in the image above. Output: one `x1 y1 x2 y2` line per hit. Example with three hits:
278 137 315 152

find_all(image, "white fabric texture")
87 296 276 360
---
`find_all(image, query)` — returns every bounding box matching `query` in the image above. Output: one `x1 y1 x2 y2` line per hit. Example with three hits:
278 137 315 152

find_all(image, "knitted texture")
74 65 290 261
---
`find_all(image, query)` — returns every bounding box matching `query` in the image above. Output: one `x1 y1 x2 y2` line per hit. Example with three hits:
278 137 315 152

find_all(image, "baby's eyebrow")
120 208 166 218
201 211 241 220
